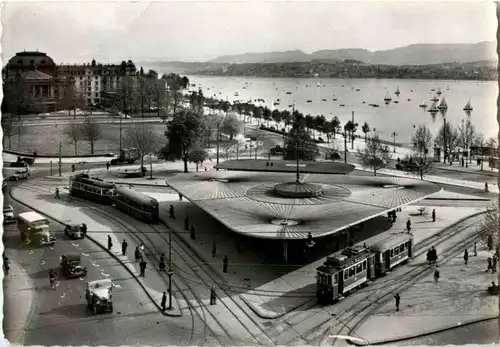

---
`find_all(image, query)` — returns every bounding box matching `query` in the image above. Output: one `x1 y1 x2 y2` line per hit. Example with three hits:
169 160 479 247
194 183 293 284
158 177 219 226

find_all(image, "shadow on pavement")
39 303 93 319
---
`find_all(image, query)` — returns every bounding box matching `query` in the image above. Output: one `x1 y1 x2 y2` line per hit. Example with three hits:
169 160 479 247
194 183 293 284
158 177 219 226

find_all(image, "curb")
433 166 498 178
9 188 181 318
424 197 491 201
358 315 498 346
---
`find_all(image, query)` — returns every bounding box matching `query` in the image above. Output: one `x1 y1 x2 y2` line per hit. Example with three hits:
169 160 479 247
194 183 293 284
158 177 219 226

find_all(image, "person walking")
179 193 183 201
190 226 196 240
169 205 175 219
106 162 110 171
54 187 60 199
49 269 57 290
135 246 141 262
474 242 477 256
210 286 217 305
432 209 436 222
464 249 469 265
121 239 128 256
485 182 489 192
223 255 228 273
212 240 217 257
139 259 147 277
487 257 493 273
161 292 167 312
159 253 166 271
493 255 498 273
434 265 440 283
107 235 113 251
394 293 400 312
406 219 411 233
81 223 88 238
430 246 437 264
3 256 10 276
426 249 432 265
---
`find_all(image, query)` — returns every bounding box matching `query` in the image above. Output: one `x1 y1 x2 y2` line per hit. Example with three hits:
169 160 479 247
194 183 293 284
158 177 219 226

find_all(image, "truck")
17 211 56 246
110 148 140 165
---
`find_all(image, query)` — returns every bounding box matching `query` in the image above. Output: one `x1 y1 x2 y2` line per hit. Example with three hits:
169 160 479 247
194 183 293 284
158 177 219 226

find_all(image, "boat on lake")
333 98 338 101
428 101 438 113
436 88 442 95
322 99 327 101
463 99 473 111
307 100 312 103
394 101 399 104
395 86 400 95
384 91 392 103
234 92 239 96
286 92 292 94
431 94 439 102
419 100 428 108
437 97 448 110
339 104 346 107
356 88 361 91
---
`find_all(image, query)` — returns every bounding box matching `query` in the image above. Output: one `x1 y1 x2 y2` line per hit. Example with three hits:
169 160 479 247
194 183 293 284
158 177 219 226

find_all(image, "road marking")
79 277 84 281
82 253 89 257
40 260 45 266
29 250 34 255
112 283 122 289
101 272 110 277
60 292 66 299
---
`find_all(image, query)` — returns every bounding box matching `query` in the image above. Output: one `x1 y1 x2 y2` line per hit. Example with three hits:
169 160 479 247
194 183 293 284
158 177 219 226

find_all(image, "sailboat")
436 88 442 95
427 101 438 113
317 81 321 87
384 91 392 103
419 100 427 108
463 99 473 111
395 86 400 95
431 94 439 102
437 97 448 110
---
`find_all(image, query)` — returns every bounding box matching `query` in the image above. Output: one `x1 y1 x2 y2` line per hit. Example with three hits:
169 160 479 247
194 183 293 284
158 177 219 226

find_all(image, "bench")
418 207 427 215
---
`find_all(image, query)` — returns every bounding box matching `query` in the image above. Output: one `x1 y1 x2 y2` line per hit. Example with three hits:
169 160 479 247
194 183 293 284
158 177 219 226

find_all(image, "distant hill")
209 42 497 65
137 61 220 74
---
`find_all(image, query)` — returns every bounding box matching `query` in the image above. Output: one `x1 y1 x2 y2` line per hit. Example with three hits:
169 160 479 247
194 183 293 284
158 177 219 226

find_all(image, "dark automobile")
64 224 84 239
9 157 35 167
60 253 87 278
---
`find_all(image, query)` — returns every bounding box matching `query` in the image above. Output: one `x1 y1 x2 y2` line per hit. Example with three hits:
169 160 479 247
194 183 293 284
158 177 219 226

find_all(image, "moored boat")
395 86 400 95
463 99 473 111
437 97 448 110
431 94 439 102
436 88 442 95
384 91 392 103
419 100 427 108
428 101 438 113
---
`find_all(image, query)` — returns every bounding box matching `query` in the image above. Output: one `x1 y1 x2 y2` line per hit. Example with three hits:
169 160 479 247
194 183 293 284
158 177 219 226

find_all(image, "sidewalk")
433 161 498 177
10 184 181 317
3 152 116 165
353 239 499 344
3 259 36 345
142 186 486 319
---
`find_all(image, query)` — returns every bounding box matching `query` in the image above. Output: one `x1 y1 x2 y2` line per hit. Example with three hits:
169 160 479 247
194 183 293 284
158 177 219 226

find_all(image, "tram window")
349 267 355 277
400 244 404 253
327 275 332 285
344 271 348 280
394 247 399 255
390 249 394 257
362 260 366 270
334 274 338 284
356 263 362 273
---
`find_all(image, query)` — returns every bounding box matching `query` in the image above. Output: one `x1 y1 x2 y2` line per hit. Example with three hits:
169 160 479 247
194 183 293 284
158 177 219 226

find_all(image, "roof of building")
7 51 55 69
23 69 53 80
166 170 442 240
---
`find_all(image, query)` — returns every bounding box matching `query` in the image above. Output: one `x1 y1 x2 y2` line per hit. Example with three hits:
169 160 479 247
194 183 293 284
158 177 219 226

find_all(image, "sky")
1 1 497 64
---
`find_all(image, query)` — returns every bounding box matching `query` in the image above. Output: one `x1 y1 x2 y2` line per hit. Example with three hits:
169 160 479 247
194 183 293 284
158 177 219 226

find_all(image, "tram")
113 186 159 223
317 232 413 304
69 174 115 204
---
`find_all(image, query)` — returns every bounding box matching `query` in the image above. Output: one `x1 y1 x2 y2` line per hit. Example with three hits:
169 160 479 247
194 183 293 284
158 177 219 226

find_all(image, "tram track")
17 181 275 346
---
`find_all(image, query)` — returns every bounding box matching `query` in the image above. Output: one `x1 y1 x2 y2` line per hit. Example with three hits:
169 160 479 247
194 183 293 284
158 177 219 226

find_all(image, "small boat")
431 94 439 102
407 98 411 101
243 87 246 89
322 99 327 101
288 104 293 107
410 90 414 92
339 104 346 107
317 82 321 87
395 86 400 95
436 88 442 95
428 101 438 113
419 100 428 108
234 92 239 96
431 89 435 91
356 89 361 91
372 104 380 108
333 98 338 101
437 97 448 110
362 101 366 104
307 100 312 103
394 101 399 104
463 99 473 111
286 92 292 94
384 91 392 103
273 102 280 106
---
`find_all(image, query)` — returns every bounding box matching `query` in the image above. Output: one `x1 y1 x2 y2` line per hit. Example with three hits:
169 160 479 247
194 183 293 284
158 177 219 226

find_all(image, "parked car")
9 157 34 167
60 253 87 278
86 279 113 314
3 205 16 224
9 168 30 181
64 224 84 239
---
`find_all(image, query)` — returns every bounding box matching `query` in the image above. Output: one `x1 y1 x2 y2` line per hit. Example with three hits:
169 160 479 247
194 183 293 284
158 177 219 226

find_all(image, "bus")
17 211 56 246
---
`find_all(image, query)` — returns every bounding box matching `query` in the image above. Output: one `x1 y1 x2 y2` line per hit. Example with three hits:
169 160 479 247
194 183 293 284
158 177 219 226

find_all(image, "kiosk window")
327 276 332 285
334 274 338 284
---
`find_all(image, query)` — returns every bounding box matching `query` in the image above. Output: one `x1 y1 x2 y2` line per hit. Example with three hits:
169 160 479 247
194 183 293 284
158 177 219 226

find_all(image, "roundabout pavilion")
166 159 442 260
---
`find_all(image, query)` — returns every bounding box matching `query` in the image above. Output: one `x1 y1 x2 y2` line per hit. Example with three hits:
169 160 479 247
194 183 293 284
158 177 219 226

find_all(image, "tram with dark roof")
113 186 159 223
69 174 114 204
316 232 413 304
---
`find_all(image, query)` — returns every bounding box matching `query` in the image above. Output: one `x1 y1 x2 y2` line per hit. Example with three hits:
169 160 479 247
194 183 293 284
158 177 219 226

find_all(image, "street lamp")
167 226 173 310
391 132 397 153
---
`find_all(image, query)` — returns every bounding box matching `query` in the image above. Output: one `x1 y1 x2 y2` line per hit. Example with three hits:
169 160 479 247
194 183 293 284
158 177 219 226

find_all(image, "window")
334 273 338 284
356 263 362 273
400 244 405 253
95 93 98 97
394 247 399 256
390 249 394 257
362 260 367 270
327 276 332 285
344 271 348 280
87 93 91 97
349 267 355 277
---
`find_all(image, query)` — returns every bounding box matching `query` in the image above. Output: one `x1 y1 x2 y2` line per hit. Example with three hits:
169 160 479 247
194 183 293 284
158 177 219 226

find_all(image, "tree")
162 73 189 114
330 116 341 138
474 134 487 171
81 118 102 154
434 122 459 163
64 122 82 156
457 119 476 164
124 124 159 176
283 121 318 161
114 75 136 115
188 148 209 172
356 134 392 176
222 114 241 140
411 125 433 179
345 120 358 149
361 122 371 142
1 116 14 149
2 74 32 119
165 110 204 173
135 76 149 118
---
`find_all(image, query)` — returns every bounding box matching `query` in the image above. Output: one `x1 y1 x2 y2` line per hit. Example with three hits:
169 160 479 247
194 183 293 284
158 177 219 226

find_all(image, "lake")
186 75 498 145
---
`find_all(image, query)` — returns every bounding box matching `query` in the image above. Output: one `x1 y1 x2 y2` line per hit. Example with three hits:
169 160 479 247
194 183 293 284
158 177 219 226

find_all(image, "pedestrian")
485 182 489 192
387 212 391 222
139 243 145 253
159 253 166 271
434 265 440 283
184 216 189 231
49 269 57 289
406 219 411 233
430 246 437 264
107 235 113 251
212 240 217 257
493 255 498 273
487 257 493 273
161 291 167 311
169 205 175 219
210 286 217 305
190 225 196 240
223 255 228 273
135 246 141 262
179 193 183 201
432 209 436 222
80 223 88 238
394 293 400 312
121 239 128 256
106 162 110 171
3 256 10 276
71 164 76 172
464 249 468 265
54 187 60 199
474 242 477 256
426 249 432 265
139 259 147 277
392 211 397 223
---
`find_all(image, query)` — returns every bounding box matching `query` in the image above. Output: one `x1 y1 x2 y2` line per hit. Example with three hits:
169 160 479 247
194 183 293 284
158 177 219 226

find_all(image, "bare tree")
356 134 392 176
434 122 459 163
65 123 83 155
124 124 159 176
81 118 102 154
13 120 26 149
474 133 487 171
457 119 476 164
479 198 499 253
411 124 433 179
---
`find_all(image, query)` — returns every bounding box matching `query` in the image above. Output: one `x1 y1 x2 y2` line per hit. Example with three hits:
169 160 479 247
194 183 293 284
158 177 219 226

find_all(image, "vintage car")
86 279 113 314
60 253 87 278
64 224 84 239
3 205 16 224
9 168 30 181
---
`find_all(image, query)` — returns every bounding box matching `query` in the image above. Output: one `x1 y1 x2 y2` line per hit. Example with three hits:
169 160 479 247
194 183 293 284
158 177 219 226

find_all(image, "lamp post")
167 226 173 310
216 122 220 165
391 132 397 153
343 125 348 164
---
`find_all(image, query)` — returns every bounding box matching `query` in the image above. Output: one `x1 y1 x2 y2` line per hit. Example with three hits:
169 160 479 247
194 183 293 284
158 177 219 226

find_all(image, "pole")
58 142 62 177
168 227 173 310
50 161 53 176
255 134 258 160
119 115 123 152
443 117 447 163
393 132 397 153
216 122 220 165
351 111 355 150
344 130 347 164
